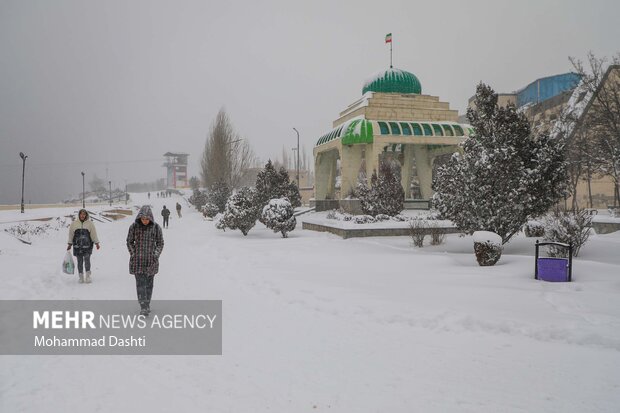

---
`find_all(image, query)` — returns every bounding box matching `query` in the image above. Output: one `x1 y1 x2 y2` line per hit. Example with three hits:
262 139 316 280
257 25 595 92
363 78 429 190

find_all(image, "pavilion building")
313 67 472 212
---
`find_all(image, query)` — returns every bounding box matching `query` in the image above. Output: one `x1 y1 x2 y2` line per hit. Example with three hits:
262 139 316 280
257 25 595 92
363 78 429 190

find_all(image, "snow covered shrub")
359 162 404 217
326 210 338 220
543 208 592 257
189 189 208 211
353 215 376 224
261 198 297 238
523 221 545 237
409 220 427 248
473 231 503 266
217 187 260 236
392 214 409 222
433 83 568 244
202 202 219 219
428 222 446 246
374 214 391 222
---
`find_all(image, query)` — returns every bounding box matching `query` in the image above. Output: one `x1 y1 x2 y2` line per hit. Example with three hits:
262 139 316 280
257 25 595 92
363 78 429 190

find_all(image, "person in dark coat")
67 209 100 283
176 202 182 218
161 205 170 228
126 206 164 315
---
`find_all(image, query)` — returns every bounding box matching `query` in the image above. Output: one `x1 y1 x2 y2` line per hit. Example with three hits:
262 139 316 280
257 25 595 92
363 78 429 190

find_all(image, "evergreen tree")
432 83 568 244
216 187 259 236
255 160 281 207
261 198 297 238
286 181 302 208
208 181 231 213
189 189 208 211
359 162 404 216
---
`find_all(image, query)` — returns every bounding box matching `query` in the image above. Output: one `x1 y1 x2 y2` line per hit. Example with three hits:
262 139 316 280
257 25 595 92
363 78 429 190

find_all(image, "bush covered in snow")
353 215 376 224
189 189 208 211
543 208 592 257
433 83 568 244
201 203 219 219
4 217 71 243
523 221 545 237
473 231 503 266
216 187 260 236
409 220 427 247
261 198 297 238
358 161 404 217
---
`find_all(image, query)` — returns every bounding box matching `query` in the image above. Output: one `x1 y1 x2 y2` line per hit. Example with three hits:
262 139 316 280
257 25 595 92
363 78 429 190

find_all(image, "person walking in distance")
67 209 100 283
161 205 170 228
126 206 164 315
176 202 182 218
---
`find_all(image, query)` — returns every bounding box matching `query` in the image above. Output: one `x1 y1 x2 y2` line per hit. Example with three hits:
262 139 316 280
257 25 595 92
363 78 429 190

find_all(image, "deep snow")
1 192 620 412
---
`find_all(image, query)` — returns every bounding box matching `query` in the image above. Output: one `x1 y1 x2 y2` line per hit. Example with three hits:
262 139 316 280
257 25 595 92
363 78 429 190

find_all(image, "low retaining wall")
302 221 460 239
592 221 620 234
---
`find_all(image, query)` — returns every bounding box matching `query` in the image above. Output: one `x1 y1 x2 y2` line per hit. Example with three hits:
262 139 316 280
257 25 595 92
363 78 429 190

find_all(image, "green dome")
362 68 422 95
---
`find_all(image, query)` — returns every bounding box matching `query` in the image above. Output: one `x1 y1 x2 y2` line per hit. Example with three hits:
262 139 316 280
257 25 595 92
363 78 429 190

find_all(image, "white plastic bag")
62 251 75 275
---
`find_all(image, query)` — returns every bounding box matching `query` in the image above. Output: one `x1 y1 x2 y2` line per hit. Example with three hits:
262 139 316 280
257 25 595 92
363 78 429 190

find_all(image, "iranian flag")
385 33 392 43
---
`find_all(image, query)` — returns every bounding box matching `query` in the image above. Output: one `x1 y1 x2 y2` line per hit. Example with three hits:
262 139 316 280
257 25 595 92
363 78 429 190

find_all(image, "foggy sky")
1 0 619 203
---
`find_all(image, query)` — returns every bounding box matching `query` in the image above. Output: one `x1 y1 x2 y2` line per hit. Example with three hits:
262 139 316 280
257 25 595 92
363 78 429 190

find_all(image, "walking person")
176 202 182 218
148 192 151 199
161 205 170 228
67 209 100 283
126 206 164 315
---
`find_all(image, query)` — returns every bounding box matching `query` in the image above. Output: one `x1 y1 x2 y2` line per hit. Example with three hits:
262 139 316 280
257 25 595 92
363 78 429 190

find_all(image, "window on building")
400 123 412 135
422 124 433 136
452 125 464 136
378 122 390 135
441 125 454 136
432 124 444 136
411 123 423 136
389 122 401 135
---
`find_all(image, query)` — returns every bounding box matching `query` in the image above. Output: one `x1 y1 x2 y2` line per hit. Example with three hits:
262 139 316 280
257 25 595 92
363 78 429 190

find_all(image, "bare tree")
570 52 620 206
201 109 256 189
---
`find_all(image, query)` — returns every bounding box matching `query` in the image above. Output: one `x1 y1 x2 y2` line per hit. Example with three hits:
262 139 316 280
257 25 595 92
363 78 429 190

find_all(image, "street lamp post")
19 152 27 213
125 180 128 205
81 171 85 208
293 128 300 186
109 181 112 206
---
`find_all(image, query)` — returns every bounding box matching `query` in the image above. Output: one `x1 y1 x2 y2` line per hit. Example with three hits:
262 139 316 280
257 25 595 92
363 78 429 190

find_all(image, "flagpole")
390 40 393 68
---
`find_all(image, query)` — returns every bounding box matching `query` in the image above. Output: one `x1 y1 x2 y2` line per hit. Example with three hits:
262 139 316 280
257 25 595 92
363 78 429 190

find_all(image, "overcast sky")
1 0 619 203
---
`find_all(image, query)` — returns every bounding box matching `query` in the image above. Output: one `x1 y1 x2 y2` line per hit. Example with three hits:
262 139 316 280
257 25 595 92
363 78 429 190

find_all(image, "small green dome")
362 68 422 95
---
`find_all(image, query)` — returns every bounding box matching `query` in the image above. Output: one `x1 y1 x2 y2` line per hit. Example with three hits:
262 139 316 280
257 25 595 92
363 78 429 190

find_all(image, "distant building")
163 152 189 188
466 72 582 132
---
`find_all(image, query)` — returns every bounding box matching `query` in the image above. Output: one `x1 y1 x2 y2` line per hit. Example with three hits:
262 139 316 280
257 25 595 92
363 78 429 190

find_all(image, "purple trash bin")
537 257 569 282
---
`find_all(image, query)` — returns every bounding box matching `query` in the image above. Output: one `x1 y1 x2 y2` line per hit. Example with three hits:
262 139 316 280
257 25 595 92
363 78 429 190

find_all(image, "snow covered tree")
216 187 260 236
261 198 297 238
358 161 404 216
208 181 231 213
432 83 568 244
286 180 302 208
569 53 620 207
255 160 281 206
189 189 208 211
255 161 301 221
543 208 592 257
201 109 256 189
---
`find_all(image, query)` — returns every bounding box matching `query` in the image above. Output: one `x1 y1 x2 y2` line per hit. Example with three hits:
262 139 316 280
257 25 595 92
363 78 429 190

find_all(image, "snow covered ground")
1 192 620 412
